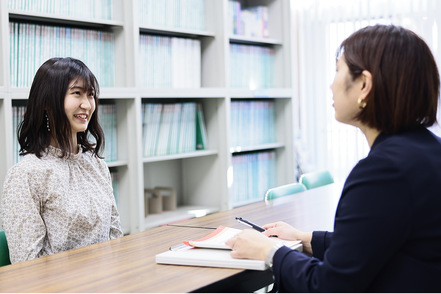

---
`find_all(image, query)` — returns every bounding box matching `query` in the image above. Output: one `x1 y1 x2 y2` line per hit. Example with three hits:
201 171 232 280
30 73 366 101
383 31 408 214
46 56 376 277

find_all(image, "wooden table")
0 183 342 293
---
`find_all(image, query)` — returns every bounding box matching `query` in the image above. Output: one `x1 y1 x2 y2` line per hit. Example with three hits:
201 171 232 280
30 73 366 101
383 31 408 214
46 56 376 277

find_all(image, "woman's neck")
360 126 381 148
50 136 79 154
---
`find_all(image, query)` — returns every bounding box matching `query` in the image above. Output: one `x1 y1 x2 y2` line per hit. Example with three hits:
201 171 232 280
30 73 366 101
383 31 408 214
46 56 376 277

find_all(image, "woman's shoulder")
354 128 441 176
8 154 48 172
81 150 107 166
373 127 436 151
80 151 110 175
3 154 54 186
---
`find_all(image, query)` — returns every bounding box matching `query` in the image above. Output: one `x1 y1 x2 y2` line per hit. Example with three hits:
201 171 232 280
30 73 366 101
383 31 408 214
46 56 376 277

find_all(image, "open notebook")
155 226 302 271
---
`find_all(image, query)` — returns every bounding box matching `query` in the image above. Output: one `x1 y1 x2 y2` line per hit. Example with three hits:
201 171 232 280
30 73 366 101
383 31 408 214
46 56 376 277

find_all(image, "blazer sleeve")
271 152 413 292
311 231 333 260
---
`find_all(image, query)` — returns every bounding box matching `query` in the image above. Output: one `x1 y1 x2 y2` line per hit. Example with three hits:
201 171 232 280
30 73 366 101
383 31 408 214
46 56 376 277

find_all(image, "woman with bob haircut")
227 24 441 292
1 57 123 264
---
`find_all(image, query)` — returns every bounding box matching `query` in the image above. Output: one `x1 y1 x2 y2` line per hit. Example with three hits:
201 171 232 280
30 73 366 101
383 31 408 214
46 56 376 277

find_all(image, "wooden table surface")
0 183 342 293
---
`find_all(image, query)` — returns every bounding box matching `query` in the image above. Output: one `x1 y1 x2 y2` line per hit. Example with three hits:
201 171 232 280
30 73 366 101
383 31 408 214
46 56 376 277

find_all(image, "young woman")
1 57 123 264
226 25 441 292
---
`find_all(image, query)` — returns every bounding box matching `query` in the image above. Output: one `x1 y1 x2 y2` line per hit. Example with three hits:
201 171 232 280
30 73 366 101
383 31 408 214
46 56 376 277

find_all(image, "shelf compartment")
143 205 219 230
230 150 278 207
138 0 207 33
9 21 116 88
143 153 225 224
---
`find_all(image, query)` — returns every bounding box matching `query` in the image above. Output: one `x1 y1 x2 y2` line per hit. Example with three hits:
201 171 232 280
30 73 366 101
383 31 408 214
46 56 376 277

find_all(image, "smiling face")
331 56 365 127
64 78 96 145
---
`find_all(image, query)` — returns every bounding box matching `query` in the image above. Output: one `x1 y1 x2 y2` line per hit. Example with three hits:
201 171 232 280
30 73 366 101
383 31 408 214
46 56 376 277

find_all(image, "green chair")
0 230 11 266
264 182 307 201
299 170 334 189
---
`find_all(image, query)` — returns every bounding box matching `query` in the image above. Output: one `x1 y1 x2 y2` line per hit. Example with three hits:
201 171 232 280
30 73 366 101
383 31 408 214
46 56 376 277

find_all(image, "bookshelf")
0 0 297 234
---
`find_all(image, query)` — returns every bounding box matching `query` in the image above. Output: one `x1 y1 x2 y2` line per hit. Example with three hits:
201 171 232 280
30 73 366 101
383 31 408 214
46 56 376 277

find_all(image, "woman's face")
64 78 96 139
330 56 364 127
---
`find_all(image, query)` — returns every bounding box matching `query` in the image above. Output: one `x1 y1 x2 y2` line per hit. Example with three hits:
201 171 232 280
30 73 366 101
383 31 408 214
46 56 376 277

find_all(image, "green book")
196 103 208 150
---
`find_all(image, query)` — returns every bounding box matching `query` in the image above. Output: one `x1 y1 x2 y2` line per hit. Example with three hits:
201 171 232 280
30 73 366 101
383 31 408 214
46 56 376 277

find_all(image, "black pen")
235 217 265 232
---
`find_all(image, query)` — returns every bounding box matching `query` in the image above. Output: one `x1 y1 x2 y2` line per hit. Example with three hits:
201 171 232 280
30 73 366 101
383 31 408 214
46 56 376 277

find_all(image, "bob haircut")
18 57 104 158
338 24 440 133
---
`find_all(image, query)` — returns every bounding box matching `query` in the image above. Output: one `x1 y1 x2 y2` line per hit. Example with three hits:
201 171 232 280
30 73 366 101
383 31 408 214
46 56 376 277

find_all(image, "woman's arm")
1 167 47 263
109 199 123 239
103 165 123 239
263 221 314 255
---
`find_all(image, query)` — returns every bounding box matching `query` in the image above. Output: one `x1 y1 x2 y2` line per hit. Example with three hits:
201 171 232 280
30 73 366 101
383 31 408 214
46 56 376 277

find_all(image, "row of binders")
230 100 277 148
138 0 205 30
139 35 201 88
229 0 269 38
9 22 115 88
9 21 273 91
8 0 113 20
142 102 208 157
12 105 26 164
231 151 277 206
230 43 275 89
98 104 118 162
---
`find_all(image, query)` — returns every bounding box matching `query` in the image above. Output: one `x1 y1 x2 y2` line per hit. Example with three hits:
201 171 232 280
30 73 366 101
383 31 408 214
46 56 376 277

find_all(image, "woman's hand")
262 221 313 255
226 229 276 260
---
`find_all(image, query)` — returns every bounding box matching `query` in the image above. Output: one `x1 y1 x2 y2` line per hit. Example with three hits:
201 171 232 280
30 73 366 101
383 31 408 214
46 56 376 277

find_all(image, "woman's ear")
360 70 372 98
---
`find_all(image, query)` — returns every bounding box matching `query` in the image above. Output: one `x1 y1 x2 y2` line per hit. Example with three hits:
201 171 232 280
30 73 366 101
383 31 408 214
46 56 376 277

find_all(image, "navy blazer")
272 127 441 292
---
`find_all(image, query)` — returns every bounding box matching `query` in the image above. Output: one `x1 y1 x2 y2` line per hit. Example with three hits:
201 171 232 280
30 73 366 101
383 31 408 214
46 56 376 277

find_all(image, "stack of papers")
155 226 302 270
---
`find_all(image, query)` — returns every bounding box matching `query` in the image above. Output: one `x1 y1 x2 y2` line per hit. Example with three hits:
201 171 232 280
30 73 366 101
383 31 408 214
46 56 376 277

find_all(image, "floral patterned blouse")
1 145 123 264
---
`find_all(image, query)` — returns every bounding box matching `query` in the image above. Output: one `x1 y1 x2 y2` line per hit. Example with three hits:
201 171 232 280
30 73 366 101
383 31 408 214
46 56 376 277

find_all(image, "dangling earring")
358 97 367 109
45 113 51 132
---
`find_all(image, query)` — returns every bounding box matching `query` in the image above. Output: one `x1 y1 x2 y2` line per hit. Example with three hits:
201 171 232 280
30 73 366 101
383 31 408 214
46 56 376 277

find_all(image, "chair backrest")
0 230 11 266
299 170 334 189
264 182 307 201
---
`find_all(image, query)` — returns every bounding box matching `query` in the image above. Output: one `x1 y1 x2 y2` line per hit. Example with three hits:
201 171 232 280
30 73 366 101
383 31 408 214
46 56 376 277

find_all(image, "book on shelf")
138 0 205 30
196 103 208 150
156 104 175 156
142 102 206 157
231 151 277 206
178 102 196 153
168 103 182 155
156 225 302 270
139 35 201 88
229 43 275 89
99 103 118 162
229 1 269 38
142 103 162 157
230 100 276 148
12 104 26 164
8 0 113 20
9 21 115 88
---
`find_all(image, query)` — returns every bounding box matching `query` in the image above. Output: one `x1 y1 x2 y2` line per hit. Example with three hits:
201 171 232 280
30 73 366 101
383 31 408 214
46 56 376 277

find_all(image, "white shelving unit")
0 0 298 234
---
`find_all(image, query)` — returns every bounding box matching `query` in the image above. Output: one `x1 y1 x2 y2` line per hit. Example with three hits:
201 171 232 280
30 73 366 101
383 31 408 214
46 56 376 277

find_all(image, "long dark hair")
338 25 440 133
18 57 104 158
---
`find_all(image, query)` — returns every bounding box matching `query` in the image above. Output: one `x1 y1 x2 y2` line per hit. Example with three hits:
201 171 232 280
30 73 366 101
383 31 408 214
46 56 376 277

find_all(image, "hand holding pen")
227 218 275 261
